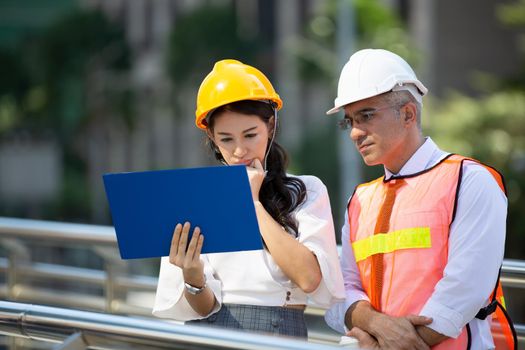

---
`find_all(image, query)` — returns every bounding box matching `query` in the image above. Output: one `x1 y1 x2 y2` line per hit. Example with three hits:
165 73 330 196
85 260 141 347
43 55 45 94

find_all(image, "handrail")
2 216 525 276
0 301 343 350
0 216 115 245
501 259 525 275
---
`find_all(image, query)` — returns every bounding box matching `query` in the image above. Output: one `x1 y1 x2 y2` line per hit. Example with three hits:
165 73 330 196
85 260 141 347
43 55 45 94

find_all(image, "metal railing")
0 216 341 345
1 216 525 348
0 301 342 350
0 217 155 316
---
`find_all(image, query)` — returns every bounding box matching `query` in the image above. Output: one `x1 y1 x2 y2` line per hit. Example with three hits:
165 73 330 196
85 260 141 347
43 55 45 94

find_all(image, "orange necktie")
370 179 405 311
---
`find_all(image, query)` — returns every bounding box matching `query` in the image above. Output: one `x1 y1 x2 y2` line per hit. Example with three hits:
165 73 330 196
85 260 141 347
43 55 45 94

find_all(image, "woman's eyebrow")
217 126 258 135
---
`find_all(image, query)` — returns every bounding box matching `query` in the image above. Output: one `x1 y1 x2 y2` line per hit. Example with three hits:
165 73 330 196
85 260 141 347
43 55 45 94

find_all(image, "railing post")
53 332 87 350
94 246 126 313
1 239 29 300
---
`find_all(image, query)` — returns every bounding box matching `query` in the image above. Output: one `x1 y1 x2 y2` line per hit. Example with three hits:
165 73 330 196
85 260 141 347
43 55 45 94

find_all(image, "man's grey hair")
381 90 422 129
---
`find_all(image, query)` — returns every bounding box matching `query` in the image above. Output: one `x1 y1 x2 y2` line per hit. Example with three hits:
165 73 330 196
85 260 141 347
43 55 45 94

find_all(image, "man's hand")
346 301 433 350
369 313 432 350
348 327 380 349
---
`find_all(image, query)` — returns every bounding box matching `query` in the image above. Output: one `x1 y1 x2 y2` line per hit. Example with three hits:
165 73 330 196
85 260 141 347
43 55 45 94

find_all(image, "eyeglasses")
337 104 401 130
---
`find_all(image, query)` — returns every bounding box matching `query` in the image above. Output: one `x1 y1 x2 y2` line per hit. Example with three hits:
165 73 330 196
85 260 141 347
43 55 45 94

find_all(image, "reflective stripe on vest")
352 227 431 262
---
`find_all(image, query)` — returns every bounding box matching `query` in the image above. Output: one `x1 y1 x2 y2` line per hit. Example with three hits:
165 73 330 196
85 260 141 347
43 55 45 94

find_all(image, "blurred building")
400 0 522 96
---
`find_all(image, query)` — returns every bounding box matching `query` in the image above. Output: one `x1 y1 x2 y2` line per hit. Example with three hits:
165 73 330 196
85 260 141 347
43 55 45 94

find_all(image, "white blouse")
153 175 345 321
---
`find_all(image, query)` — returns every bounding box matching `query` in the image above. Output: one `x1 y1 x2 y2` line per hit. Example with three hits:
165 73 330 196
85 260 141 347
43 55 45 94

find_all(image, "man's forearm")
416 325 448 346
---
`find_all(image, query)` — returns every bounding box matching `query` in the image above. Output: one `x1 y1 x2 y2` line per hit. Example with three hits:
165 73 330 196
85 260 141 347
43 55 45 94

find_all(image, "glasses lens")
337 119 350 130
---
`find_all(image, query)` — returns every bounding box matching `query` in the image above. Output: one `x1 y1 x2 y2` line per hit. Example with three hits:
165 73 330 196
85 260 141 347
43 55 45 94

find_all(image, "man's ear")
402 102 417 125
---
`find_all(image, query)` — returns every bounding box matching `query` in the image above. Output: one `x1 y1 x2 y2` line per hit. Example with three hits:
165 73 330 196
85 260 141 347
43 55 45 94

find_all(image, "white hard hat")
326 49 428 115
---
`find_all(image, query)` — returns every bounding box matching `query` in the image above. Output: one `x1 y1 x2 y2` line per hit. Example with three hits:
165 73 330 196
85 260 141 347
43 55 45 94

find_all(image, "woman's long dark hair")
206 100 307 237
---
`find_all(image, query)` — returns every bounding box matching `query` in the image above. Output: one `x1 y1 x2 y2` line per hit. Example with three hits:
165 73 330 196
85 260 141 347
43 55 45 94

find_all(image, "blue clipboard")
103 165 262 259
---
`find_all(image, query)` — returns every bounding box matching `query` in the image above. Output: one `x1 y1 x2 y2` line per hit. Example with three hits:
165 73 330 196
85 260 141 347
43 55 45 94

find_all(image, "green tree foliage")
0 10 131 139
295 0 417 83
167 4 262 87
0 50 27 132
39 10 131 220
424 92 525 259
0 9 132 221
37 10 131 140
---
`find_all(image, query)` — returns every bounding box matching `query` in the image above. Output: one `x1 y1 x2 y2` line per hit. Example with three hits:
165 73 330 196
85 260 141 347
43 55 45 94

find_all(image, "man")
324 49 515 349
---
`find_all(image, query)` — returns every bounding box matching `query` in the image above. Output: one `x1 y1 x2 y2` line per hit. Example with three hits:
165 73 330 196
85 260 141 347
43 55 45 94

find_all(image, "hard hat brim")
326 80 428 115
326 105 342 115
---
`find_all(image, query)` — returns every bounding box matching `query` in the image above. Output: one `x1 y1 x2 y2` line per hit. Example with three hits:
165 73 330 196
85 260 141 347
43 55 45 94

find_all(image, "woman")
153 59 344 338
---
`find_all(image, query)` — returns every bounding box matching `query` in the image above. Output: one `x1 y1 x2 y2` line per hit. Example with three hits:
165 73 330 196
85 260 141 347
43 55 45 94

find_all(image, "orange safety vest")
348 154 516 350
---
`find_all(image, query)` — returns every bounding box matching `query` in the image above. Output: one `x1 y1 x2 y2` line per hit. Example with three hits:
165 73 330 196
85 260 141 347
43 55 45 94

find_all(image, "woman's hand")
246 158 266 201
169 222 205 287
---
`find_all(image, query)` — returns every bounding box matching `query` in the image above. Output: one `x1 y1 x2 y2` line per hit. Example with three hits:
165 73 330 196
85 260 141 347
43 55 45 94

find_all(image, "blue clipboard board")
103 165 262 259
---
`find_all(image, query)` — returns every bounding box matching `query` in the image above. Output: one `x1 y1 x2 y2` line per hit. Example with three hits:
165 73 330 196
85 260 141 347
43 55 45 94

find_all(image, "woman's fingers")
170 223 182 254
247 159 266 201
178 222 190 253
169 222 204 271
250 158 264 171
194 232 204 260
185 226 201 260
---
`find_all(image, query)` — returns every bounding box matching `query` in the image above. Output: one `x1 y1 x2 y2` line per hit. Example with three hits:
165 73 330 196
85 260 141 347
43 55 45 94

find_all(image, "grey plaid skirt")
185 304 307 338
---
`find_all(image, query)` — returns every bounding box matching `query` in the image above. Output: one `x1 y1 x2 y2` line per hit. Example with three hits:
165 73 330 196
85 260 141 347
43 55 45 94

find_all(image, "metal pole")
336 0 361 218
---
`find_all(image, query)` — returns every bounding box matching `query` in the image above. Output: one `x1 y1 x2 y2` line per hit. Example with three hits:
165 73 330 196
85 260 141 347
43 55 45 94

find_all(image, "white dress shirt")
325 138 507 350
153 175 346 321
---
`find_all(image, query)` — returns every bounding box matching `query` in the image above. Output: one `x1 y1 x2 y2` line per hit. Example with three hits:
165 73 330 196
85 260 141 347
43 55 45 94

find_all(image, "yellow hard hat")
195 59 282 129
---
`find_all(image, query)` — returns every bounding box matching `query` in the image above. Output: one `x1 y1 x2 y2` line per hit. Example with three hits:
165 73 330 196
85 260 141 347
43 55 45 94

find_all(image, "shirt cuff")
325 301 347 334
345 289 369 312
419 298 464 338
343 290 369 333
324 289 369 334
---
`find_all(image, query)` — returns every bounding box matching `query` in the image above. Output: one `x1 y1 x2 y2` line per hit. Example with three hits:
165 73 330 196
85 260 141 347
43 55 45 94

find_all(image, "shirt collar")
384 137 443 179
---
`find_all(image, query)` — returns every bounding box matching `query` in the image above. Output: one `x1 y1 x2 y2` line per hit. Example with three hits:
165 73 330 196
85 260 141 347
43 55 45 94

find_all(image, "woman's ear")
268 116 276 134
206 130 219 152
206 129 215 142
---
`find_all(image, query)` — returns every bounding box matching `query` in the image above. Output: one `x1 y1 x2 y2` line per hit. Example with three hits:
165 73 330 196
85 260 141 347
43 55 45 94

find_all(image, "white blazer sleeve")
296 176 345 308
152 255 222 321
